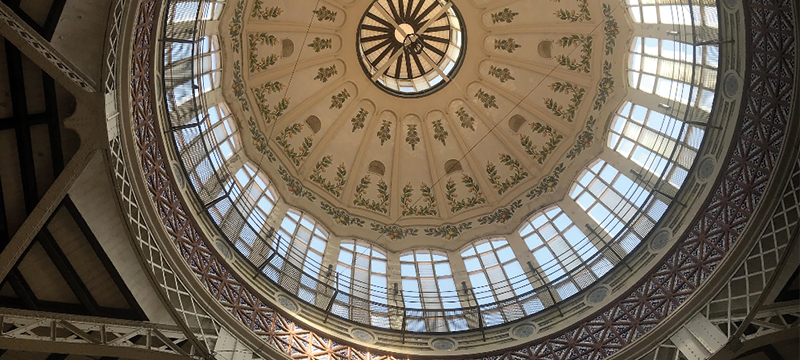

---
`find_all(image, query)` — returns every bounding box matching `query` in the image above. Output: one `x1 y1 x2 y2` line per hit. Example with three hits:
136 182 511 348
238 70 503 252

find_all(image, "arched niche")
509 115 526 132
444 159 462 174
282 39 294 57
538 41 552 58
368 160 386 176
305 115 321 134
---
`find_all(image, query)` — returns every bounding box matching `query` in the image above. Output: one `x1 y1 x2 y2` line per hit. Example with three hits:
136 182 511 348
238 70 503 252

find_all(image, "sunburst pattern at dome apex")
220 0 637 249
357 0 466 97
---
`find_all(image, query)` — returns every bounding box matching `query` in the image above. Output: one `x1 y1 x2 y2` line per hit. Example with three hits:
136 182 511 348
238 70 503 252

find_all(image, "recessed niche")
444 159 462 174
509 115 526 132
305 115 321 134
538 41 552 58
368 160 385 176
282 39 294 57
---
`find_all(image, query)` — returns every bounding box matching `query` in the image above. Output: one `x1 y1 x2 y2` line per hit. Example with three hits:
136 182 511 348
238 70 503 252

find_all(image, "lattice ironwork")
0 308 198 359
122 0 797 359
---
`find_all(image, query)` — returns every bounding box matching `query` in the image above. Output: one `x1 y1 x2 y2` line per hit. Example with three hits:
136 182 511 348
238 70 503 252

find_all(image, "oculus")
356 0 466 97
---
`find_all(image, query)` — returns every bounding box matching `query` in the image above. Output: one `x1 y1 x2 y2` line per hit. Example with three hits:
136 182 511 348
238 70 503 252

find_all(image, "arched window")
207 163 279 256
609 102 705 187
519 206 612 299
165 35 221 107
570 160 666 253
335 240 388 326
444 159 462 174
626 0 718 27
461 238 534 325
175 103 240 191
627 37 717 111
400 250 462 331
271 209 329 301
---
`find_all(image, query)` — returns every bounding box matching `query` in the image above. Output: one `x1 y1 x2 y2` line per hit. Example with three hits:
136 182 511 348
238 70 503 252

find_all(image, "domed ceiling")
222 0 631 250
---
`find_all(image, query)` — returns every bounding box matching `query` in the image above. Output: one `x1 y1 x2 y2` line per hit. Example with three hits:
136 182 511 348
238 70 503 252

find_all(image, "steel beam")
4 40 39 213
43 75 64 174
0 147 96 284
0 307 207 359
37 229 101 316
63 197 148 321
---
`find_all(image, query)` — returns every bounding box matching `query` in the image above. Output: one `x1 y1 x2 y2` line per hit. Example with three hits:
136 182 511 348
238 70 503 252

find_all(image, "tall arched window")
626 0 718 27
627 37 717 111
519 206 613 300
335 240 388 327
166 35 221 107
461 239 534 325
570 160 666 253
609 102 705 187
400 250 462 331
271 209 329 302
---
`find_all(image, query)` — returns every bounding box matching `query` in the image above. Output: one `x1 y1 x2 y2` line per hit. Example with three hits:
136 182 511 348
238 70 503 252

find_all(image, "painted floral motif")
320 201 364 227
488 65 515 83
248 33 279 72
405 124 419 150
229 0 244 53
253 81 289 124
544 81 585 123
330 89 350 109
491 8 519 23
275 123 313 166
251 0 282 20
521 123 564 164
445 174 486 213
401 183 437 216
478 199 523 225
312 6 337 22
566 115 596 160
593 61 615 111
455 107 475 131
526 163 565 200
308 37 333 52
486 154 529 195
370 223 418 240
424 222 472 240
494 38 521 53
353 175 390 214
309 155 347 197
351 108 368 132
246 116 275 160
314 65 338 83
555 0 591 22
556 35 593 73
431 119 448 145
475 89 499 109
278 166 315 201
231 61 249 111
602 4 619 55
374 120 392 146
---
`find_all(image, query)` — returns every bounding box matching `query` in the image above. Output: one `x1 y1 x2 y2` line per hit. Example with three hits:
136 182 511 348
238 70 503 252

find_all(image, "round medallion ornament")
350 328 377 343
357 0 466 97
722 71 741 99
650 230 672 251
215 239 232 260
171 163 184 188
697 156 716 182
430 338 457 351
586 286 610 304
510 324 537 339
276 295 297 312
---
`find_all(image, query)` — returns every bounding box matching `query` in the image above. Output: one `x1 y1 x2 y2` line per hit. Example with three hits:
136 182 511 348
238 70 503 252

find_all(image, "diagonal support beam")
0 147 97 284
38 229 102 316
0 1 96 94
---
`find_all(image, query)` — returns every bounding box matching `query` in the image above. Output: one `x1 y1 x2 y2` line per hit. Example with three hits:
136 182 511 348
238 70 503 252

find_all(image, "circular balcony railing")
160 0 720 334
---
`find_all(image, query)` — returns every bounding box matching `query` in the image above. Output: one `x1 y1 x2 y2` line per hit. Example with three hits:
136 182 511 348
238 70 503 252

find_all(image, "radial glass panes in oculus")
357 0 465 97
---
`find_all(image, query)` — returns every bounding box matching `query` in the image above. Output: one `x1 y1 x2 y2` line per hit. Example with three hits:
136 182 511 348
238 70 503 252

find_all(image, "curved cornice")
115 0 798 359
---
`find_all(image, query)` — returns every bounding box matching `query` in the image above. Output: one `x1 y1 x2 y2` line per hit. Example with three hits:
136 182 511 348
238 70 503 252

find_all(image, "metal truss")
0 308 198 359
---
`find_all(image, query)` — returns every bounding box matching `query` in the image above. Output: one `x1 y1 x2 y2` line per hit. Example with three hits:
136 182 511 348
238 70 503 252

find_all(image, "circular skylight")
356 0 465 97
